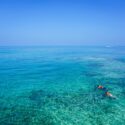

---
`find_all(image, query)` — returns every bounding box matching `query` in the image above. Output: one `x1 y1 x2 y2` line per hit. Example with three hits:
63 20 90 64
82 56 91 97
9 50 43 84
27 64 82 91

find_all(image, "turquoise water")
0 46 125 125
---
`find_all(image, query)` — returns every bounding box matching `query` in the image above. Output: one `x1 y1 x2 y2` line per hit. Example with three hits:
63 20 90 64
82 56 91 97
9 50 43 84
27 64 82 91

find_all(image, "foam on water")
0 46 125 125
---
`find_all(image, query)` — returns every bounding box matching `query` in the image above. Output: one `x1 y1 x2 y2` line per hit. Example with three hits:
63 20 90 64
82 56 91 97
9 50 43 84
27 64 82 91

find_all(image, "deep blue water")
0 46 125 125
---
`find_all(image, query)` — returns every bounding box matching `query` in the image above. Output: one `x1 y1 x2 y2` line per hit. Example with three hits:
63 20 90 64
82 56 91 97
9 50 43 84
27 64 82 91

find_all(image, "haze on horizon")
0 0 125 46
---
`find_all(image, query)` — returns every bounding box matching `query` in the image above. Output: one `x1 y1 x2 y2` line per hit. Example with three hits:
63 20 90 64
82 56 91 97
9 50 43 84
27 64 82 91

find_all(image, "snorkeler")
97 85 104 89
105 91 116 99
97 85 108 91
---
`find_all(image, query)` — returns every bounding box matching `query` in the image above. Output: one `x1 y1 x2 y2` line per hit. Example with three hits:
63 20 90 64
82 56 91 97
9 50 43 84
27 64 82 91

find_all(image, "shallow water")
0 46 125 125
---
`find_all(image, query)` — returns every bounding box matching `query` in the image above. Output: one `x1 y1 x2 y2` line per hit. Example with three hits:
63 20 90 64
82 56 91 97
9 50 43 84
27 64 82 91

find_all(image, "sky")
0 0 125 46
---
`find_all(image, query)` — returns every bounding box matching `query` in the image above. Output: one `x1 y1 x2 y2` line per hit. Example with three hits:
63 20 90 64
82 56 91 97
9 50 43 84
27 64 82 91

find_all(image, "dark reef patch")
29 89 55 101
83 72 102 77
29 89 46 101
102 78 125 88
86 62 104 68
28 89 55 107
0 106 54 125
114 57 125 63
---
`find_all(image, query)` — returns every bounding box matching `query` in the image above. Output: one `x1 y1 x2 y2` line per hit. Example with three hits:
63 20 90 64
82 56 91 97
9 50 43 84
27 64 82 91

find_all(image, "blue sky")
0 0 125 46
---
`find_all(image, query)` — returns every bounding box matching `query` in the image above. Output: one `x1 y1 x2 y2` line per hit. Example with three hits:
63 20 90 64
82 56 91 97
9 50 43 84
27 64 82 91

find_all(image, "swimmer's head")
97 85 104 89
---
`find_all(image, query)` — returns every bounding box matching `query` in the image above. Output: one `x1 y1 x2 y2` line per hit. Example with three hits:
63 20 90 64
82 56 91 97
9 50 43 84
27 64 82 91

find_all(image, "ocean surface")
0 46 125 125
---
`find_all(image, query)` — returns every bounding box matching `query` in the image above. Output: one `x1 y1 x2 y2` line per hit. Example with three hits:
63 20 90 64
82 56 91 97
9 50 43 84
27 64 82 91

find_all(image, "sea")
0 46 125 125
